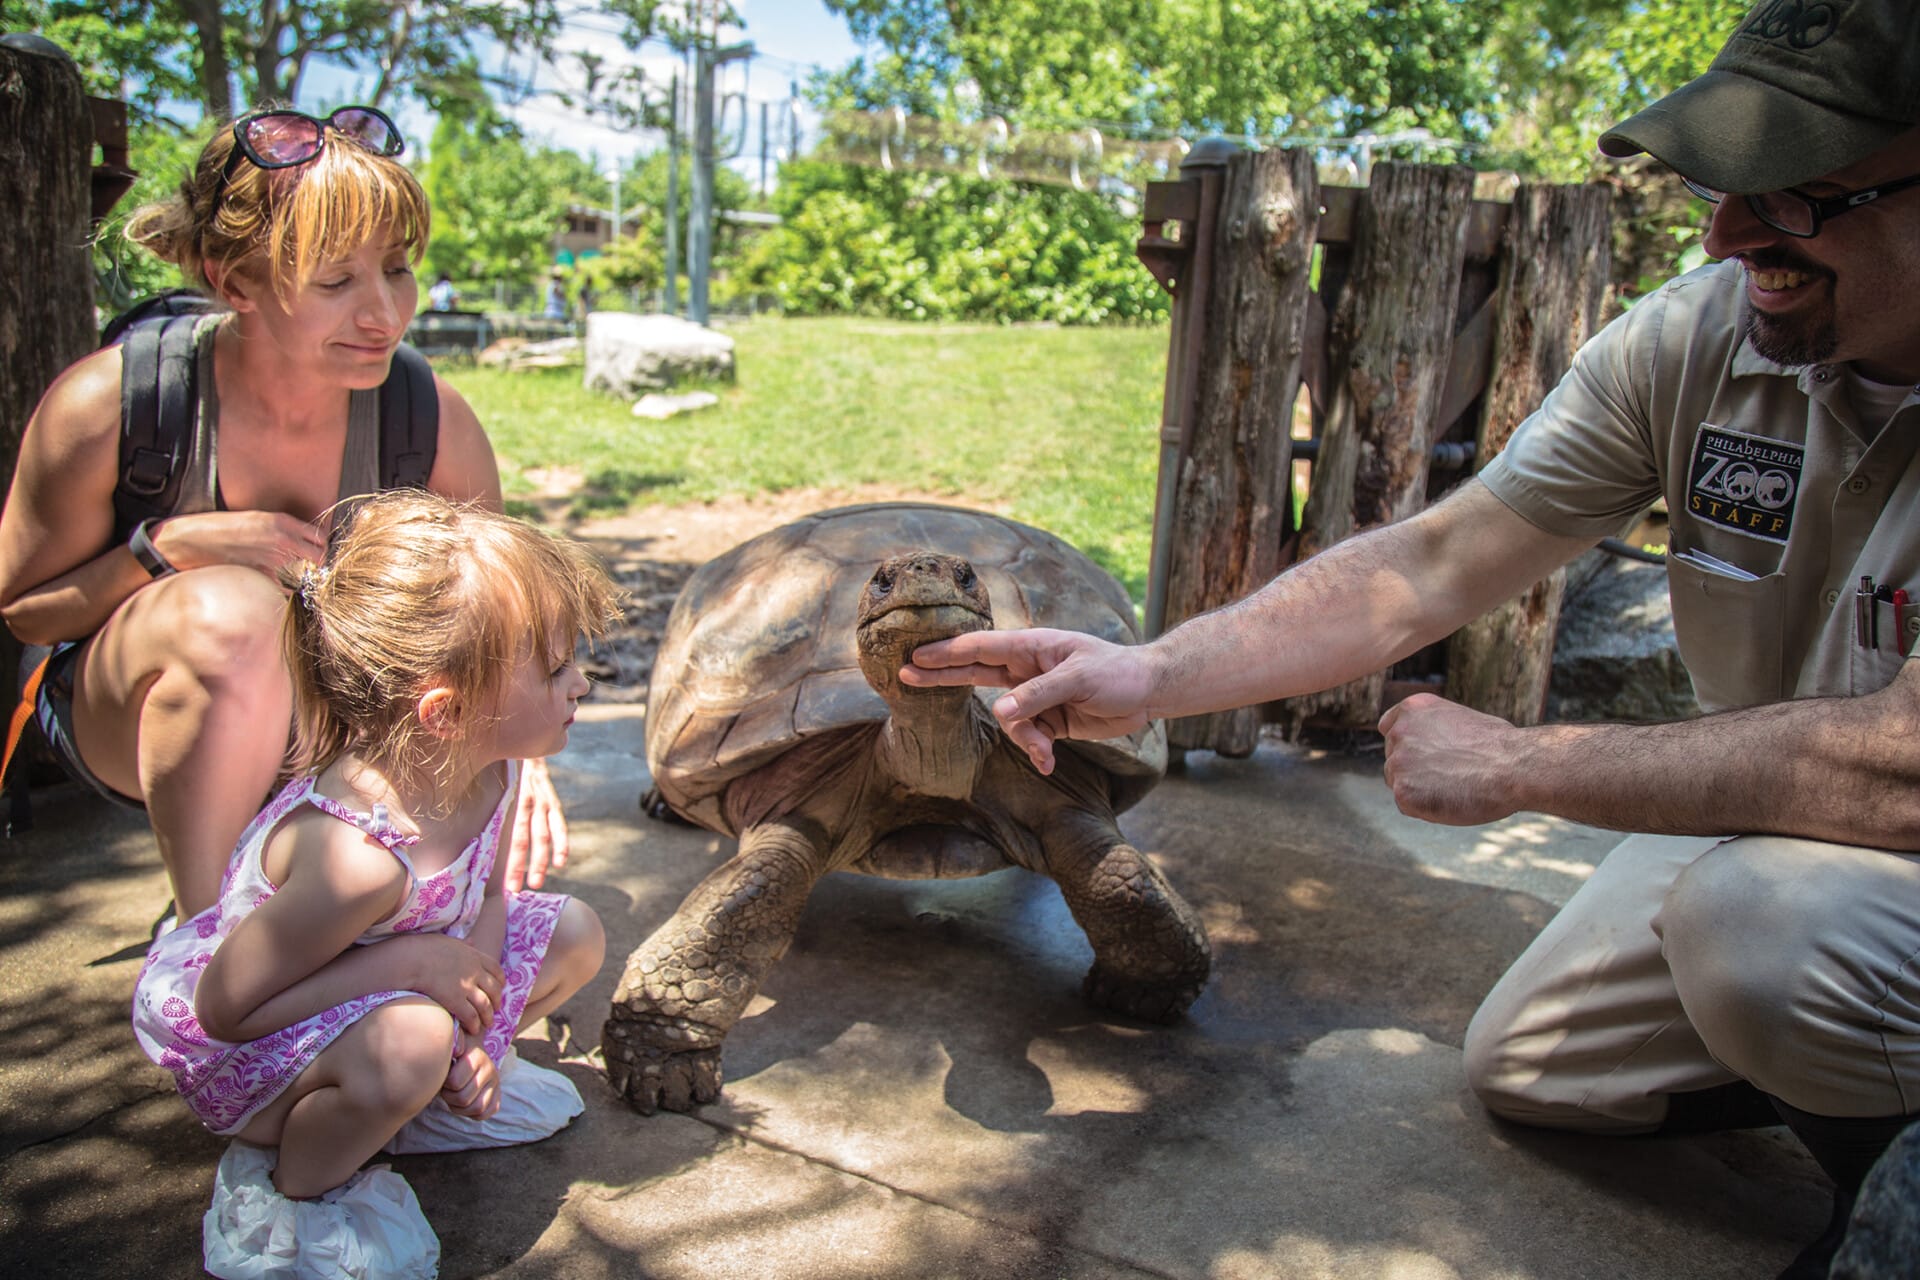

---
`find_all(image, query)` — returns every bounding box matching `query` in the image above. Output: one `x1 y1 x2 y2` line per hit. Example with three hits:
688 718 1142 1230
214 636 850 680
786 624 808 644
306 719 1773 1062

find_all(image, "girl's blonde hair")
280 491 623 795
124 105 431 299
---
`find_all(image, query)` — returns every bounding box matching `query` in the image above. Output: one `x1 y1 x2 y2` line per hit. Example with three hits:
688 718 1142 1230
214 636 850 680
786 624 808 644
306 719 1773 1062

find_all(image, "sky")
302 0 866 178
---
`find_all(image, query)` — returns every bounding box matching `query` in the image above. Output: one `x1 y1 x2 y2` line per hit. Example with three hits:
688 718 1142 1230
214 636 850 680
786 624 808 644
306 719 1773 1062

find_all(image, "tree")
6 0 569 121
419 106 598 283
1 0 197 121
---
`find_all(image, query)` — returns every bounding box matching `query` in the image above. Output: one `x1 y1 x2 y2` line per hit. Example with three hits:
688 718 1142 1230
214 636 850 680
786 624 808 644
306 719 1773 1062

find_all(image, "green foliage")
419 108 598 283
93 119 205 312
823 0 1495 142
451 316 1168 600
1484 0 1754 180
743 161 1166 325
1 0 196 120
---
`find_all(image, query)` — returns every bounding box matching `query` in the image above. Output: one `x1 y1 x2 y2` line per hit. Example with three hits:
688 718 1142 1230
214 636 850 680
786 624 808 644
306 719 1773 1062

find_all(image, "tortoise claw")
1082 964 1201 1025
640 788 692 825
602 1009 724 1114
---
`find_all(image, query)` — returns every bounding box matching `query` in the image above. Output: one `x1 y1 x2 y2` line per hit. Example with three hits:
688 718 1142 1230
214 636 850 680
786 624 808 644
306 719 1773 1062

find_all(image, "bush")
737 162 1169 326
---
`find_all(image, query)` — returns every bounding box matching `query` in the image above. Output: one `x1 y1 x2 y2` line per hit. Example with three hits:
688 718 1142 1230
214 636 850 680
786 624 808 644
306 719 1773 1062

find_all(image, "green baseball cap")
1599 0 1920 194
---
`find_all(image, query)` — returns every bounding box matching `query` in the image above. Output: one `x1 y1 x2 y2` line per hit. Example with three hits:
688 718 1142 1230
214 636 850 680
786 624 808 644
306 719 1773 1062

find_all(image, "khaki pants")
1464 832 1920 1131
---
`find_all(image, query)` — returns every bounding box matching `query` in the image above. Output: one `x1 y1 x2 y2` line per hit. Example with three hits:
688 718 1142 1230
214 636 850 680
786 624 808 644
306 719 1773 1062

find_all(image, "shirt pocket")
1851 593 1915 695
1664 554 1787 711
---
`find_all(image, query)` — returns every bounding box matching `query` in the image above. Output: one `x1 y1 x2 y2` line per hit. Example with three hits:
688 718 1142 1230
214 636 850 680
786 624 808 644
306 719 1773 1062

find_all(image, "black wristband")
128 517 177 578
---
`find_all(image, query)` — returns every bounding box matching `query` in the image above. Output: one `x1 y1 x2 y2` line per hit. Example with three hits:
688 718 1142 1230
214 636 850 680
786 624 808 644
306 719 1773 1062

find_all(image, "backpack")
103 289 440 539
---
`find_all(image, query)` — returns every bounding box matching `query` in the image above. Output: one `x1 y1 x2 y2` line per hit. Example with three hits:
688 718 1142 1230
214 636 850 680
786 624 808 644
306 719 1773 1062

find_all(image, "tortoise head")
856 552 993 697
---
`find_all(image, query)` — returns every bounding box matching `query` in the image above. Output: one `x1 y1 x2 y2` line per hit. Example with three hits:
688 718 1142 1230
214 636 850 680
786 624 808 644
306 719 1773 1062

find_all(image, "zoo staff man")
905 3 1920 1275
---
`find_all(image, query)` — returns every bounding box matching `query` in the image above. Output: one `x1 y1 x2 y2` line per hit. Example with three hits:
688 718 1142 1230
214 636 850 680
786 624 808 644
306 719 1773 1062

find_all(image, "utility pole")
759 101 769 195
689 39 713 325
688 16 752 327
664 66 680 315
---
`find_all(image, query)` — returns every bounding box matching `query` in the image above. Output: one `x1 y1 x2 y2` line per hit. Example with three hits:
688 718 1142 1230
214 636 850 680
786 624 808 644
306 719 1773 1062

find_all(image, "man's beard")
1736 252 1838 367
1741 300 1839 367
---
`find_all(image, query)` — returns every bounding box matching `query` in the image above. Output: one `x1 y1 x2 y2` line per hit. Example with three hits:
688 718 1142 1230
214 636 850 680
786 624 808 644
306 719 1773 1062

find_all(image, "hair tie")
298 564 331 610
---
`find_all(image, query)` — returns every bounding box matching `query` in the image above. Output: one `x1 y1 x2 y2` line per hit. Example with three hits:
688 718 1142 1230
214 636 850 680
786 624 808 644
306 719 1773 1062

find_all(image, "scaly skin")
1039 805 1212 1023
603 816 829 1114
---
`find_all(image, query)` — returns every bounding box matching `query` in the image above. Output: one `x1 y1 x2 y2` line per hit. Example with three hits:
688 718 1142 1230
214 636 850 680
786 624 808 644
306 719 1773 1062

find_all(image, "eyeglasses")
1681 171 1920 238
213 105 405 204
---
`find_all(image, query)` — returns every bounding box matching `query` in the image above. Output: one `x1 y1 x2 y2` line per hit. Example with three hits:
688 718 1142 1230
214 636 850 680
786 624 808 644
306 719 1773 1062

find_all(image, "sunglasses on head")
213 105 405 202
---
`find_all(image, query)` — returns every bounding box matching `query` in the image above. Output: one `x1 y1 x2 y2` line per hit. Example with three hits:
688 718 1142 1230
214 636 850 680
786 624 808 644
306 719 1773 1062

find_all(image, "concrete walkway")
1 705 1821 1278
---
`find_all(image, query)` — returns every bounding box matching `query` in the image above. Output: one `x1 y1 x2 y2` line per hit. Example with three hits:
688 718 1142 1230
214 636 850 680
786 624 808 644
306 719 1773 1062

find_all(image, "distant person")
0 103 577 921
132 490 617 1278
576 280 597 326
543 273 568 321
905 4 1920 1275
428 272 457 311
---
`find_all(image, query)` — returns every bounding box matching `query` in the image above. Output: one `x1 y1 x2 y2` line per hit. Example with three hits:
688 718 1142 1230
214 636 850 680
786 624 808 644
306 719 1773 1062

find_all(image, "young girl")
131 490 621 1278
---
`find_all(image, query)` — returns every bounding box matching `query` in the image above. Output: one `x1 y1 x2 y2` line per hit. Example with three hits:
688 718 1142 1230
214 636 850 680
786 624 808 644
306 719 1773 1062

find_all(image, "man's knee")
1463 999 1597 1129
1659 837 1871 1094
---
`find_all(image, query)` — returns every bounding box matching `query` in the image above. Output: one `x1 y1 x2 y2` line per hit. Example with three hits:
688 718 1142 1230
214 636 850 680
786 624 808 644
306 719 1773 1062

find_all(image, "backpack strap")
378 343 439 490
113 314 202 539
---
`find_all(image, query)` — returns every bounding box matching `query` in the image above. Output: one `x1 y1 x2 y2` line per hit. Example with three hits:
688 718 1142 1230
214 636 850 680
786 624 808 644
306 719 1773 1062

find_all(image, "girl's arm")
194 811 414 1043
229 929 505 1042
464 766 524 969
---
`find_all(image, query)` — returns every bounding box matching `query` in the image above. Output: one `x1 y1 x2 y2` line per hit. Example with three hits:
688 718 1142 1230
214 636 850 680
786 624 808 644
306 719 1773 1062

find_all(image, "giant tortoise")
602 503 1212 1114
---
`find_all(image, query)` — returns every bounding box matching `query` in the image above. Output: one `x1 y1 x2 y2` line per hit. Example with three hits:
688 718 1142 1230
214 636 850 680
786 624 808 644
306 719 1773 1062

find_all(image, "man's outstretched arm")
1379 673 1920 850
905 481 1597 772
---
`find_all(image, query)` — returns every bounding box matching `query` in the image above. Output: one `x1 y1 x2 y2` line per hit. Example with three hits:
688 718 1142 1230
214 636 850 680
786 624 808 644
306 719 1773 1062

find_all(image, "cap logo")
1741 0 1839 49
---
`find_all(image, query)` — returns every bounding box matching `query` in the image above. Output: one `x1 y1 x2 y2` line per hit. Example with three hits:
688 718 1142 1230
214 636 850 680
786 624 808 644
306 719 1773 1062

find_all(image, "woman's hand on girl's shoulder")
146 509 327 580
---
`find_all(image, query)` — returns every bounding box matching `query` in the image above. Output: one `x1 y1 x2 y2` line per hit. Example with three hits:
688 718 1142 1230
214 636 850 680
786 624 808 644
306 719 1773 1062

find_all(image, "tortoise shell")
644 502 1167 834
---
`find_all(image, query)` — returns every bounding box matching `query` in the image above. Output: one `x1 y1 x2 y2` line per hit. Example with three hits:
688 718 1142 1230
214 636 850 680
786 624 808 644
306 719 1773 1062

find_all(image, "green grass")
446 316 1172 602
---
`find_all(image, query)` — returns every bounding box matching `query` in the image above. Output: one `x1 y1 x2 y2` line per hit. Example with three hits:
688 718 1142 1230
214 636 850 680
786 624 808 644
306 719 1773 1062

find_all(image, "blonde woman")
0 105 571 918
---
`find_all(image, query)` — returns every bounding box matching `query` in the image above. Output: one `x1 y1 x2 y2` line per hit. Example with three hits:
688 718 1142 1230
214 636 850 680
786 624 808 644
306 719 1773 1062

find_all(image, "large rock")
1832 1119 1920 1279
584 312 735 397
1547 549 1699 724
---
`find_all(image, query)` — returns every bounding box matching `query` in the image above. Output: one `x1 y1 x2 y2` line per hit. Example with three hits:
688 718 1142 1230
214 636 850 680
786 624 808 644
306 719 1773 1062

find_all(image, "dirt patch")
549 485 1006 702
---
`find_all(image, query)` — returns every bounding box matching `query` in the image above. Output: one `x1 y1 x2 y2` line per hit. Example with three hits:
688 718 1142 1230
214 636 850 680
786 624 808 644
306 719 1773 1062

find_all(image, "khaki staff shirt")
1479 260 1920 713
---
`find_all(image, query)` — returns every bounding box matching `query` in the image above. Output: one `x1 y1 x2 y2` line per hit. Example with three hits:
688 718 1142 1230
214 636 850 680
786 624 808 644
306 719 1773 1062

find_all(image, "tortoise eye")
873 568 894 594
956 564 977 589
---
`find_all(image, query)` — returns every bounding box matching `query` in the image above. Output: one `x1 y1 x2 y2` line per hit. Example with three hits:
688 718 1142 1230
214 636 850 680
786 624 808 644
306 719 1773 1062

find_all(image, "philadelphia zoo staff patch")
1686 425 1803 545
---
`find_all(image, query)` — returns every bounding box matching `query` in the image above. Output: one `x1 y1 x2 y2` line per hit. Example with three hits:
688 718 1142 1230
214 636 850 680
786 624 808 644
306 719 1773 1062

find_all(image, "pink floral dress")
131 763 567 1136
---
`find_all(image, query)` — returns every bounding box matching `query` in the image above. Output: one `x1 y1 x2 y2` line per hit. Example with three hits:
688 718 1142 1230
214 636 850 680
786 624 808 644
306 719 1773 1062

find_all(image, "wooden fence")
1137 142 1612 756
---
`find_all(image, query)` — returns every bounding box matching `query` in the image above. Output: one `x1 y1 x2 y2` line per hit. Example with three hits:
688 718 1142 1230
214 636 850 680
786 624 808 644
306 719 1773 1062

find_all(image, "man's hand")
440 1032 501 1120
902 628 1157 775
505 757 568 891
387 933 503 1037
1377 693 1525 826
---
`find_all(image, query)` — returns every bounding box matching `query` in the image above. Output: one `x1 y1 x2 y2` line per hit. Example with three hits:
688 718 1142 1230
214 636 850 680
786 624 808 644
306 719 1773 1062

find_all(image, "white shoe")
382 1048 583 1155
202 1141 440 1279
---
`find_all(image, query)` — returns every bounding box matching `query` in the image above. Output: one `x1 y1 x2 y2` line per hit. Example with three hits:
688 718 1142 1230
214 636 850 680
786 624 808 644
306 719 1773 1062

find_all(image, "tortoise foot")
1082 964 1201 1025
601 1011 723 1114
640 787 692 825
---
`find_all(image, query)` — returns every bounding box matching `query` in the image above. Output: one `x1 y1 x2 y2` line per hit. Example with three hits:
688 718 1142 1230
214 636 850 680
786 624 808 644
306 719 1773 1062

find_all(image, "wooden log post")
1 43 95 501
1278 162 1477 734
1161 148 1321 758
1444 183 1612 723
0 41 97 802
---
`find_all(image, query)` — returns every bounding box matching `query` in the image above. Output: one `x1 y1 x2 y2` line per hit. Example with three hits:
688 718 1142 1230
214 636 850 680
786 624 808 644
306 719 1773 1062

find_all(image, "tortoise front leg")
1039 808 1212 1023
603 817 829 1114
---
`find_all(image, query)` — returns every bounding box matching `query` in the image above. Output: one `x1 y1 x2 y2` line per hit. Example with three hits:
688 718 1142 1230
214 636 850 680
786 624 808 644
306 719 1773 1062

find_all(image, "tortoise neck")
876 689 995 798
